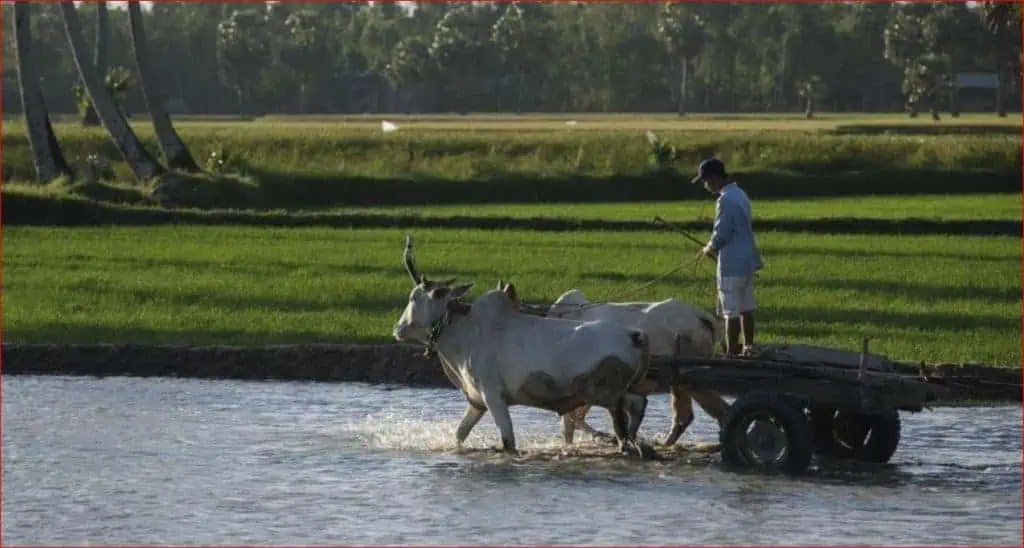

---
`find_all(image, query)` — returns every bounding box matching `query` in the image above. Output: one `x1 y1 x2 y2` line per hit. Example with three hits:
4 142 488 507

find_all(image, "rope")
530 209 721 315
545 258 719 319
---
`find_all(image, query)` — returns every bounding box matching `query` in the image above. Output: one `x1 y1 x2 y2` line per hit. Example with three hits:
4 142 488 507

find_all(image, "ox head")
497 280 519 306
548 288 589 318
393 235 474 344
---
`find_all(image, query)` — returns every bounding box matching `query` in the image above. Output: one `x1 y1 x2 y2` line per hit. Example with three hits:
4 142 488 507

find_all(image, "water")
3 375 1020 546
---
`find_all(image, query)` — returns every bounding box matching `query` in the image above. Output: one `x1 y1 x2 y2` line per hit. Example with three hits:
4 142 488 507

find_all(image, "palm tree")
657 2 706 117
80 0 108 127
126 0 201 172
58 0 164 181
978 1 1021 117
14 1 73 182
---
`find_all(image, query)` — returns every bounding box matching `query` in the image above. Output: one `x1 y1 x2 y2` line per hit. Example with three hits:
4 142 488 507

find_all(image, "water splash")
335 410 569 453
332 408 724 466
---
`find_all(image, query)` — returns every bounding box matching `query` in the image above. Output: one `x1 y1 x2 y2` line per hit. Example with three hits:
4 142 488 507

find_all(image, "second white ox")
545 289 731 446
392 236 655 457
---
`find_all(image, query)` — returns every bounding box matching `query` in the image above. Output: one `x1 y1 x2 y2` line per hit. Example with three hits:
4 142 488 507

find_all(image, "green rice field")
3 113 1020 368
2 224 1019 366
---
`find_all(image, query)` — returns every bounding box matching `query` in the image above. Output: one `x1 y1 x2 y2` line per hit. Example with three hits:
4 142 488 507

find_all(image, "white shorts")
718 276 757 318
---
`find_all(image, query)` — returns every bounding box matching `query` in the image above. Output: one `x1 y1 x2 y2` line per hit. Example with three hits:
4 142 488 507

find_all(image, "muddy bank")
1 343 451 388
1 343 1020 404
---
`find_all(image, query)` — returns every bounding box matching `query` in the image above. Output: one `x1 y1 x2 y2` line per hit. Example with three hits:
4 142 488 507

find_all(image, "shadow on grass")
577 271 1020 303
829 124 1022 136
4 191 1019 237
61 281 406 316
769 277 1020 304
762 244 1020 262
250 166 1022 207
13 254 531 284
1 323 389 347
763 305 1018 333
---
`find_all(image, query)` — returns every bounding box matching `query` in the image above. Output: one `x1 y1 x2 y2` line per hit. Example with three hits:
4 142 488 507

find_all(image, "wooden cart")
639 342 951 474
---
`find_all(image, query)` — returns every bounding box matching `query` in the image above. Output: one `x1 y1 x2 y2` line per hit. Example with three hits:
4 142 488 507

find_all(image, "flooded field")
3 375 1020 545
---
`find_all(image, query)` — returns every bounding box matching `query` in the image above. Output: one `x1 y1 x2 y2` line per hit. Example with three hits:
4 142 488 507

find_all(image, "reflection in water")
2 376 1020 546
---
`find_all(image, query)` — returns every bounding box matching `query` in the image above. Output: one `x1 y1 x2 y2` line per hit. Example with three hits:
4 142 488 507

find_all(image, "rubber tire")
809 406 901 464
720 392 815 475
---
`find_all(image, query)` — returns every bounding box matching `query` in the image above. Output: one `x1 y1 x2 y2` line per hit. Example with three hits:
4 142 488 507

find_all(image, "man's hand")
695 244 716 263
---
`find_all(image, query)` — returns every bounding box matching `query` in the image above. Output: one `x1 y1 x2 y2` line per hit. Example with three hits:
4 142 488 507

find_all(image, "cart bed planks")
645 352 949 414
631 343 952 474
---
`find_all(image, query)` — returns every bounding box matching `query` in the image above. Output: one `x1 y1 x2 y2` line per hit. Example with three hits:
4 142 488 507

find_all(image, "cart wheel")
720 392 814 474
809 406 901 464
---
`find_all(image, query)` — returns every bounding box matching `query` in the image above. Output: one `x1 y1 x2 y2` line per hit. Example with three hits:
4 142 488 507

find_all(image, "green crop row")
3 225 1019 366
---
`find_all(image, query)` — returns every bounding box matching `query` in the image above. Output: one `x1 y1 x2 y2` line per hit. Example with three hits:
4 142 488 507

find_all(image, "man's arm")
705 199 736 254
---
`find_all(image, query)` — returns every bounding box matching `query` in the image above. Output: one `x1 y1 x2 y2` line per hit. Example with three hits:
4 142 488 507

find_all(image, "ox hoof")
620 440 659 460
592 430 617 444
490 445 520 456
637 441 660 460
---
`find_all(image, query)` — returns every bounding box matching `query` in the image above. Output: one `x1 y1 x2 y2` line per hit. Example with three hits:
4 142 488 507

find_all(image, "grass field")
3 224 1019 366
16 111 1024 130
2 113 1020 367
2 114 1019 192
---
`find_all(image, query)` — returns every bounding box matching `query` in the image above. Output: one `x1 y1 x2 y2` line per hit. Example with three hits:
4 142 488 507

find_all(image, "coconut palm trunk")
14 1 73 182
677 58 688 116
58 1 164 181
81 0 108 127
126 0 201 172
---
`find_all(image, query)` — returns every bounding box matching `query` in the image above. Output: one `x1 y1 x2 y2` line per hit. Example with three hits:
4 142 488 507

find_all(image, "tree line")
4 1 1022 121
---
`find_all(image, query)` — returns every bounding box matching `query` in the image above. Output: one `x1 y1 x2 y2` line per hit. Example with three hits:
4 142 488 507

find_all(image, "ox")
392 236 656 457
545 289 731 446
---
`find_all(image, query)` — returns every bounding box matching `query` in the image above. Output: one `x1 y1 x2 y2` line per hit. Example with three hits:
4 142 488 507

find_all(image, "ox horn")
403 234 423 285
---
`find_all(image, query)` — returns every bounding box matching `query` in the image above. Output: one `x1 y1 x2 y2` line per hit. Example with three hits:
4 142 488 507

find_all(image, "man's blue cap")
691 157 727 184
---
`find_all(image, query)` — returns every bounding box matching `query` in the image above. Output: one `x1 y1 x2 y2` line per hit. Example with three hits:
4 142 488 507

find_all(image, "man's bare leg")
726 316 742 355
740 311 755 353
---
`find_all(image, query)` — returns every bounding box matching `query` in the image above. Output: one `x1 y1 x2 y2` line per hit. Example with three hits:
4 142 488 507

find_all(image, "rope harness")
422 299 469 360
423 312 452 360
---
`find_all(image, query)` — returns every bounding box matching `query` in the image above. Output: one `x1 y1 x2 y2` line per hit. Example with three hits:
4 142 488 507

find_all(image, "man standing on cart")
691 158 763 357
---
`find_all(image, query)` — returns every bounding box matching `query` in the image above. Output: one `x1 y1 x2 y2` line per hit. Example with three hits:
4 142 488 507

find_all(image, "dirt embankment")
1 343 1020 404
1 343 451 388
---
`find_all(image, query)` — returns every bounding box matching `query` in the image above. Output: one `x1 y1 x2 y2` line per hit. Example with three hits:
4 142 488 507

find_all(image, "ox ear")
502 282 518 302
446 300 471 315
450 283 474 299
428 285 449 299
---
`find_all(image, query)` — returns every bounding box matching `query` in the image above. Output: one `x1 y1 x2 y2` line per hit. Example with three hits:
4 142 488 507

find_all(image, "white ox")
545 289 731 446
391 236 656 457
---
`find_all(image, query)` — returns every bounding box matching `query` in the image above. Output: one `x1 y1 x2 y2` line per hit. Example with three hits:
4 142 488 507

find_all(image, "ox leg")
580 419 614 443
624 394 648 441
623 394 657 459
573 405 614 443
690 388 730 428
456 403 487 447
482 390 517 454
664 385 695 446
608 400 629 447
561 412 578 445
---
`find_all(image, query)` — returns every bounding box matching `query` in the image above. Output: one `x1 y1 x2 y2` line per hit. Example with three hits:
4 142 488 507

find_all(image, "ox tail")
696 308 725 356
674 332 691 357
626 330 653 394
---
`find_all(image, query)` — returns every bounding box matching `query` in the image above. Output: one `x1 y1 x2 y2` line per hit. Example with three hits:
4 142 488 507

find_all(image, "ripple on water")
2 376 1021 546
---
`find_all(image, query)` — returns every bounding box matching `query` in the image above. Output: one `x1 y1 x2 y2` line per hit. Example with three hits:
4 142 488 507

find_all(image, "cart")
636 341 951 475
